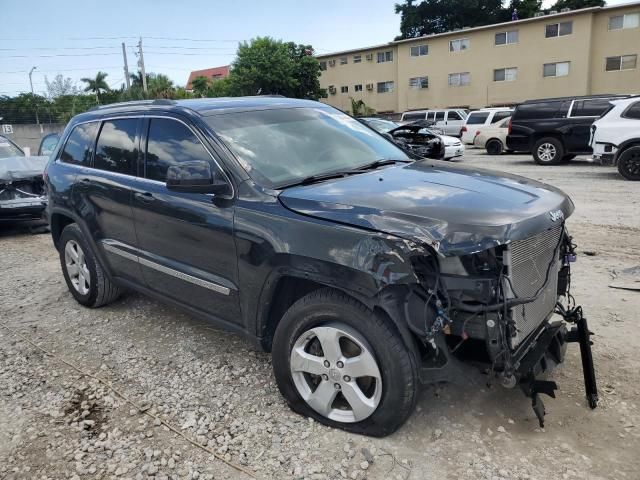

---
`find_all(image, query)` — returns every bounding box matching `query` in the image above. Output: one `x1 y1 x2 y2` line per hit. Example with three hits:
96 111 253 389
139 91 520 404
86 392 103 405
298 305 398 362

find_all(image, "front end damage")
0 156 48 222
399 224 597 427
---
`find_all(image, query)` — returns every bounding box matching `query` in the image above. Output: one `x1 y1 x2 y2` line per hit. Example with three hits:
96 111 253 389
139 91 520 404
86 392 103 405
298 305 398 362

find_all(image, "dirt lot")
1 149 639 480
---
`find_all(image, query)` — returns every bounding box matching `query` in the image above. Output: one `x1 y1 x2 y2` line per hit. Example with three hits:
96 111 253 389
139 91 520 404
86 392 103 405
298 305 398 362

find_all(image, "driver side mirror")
166 160 231 196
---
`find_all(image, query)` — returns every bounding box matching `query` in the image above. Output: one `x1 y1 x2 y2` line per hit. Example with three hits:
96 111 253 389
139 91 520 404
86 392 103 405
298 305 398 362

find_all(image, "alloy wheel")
289 325 382 423
621 150 640 178
64 240 90 295
537 143 557 163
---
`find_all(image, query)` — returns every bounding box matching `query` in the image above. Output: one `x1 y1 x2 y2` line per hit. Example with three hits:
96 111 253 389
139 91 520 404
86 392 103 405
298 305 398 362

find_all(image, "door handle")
134 192 156 203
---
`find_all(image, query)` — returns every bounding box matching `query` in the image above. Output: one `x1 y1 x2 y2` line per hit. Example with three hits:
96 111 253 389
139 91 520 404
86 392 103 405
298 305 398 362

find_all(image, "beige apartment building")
317 2 640 114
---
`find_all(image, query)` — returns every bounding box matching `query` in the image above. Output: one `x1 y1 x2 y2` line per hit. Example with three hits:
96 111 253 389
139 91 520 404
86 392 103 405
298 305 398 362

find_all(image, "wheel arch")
614 138 640 165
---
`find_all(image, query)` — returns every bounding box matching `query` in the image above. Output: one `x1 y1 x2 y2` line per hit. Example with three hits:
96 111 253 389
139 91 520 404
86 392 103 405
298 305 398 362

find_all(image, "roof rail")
87 99 177 112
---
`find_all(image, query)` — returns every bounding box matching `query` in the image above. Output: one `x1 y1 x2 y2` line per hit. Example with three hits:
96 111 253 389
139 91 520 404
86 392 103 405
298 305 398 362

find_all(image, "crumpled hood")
0 155 48 182
279 160 574 256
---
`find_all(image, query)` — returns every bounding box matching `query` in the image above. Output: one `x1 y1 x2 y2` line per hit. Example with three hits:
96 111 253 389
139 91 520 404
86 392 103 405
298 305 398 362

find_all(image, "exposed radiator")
504 224 563 349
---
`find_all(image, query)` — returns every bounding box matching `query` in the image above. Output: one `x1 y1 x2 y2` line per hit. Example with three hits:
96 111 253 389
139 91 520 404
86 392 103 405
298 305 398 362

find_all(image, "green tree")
148 73 175 98
550 0 604 10
190 76 210 98
207 77 232 97
129 71 150 89
80 71 110 103
395 0 505 39
350 98 375 117
45 75 79 98
229 37 324 99
505 0 543 20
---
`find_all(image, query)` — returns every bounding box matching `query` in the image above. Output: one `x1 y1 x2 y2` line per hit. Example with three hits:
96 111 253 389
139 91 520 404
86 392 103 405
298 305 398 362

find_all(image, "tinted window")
623 101 640 120
466 112 490 124
403 112 426 121
59 122 98 166
435 111 445 121
492 111 512 123
447 111 463 121
513 102 561 120
145 118 211 182
571 99 612 117
94 119 138 175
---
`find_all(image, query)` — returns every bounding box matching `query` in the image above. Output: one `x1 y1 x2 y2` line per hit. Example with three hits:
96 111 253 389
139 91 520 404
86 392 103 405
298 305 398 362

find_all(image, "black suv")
45 97 598 436
507 95 625 165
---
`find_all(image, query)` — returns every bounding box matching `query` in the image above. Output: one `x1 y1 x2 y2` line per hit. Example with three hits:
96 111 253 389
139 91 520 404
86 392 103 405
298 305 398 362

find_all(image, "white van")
400 109 468 136
460 108 513 144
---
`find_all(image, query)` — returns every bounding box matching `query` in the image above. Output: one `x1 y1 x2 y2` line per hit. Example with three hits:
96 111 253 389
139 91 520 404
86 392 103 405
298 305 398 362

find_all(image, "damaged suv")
45 98 597 437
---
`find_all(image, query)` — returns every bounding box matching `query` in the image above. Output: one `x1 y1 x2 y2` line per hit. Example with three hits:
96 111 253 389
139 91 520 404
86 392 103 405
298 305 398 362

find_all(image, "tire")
59 223 122 307
533 137 565 165
485 139 504 156
617 145 640 181
272 288 418 437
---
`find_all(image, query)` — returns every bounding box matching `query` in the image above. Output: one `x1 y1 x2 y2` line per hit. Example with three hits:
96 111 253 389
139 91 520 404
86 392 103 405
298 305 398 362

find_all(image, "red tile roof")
186 66 230 90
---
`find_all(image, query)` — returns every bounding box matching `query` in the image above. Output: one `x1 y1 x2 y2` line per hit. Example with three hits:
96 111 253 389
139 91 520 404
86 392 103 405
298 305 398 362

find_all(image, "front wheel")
272 289 418 437
533 137 564 165
485 139 504 156
617 146 640 180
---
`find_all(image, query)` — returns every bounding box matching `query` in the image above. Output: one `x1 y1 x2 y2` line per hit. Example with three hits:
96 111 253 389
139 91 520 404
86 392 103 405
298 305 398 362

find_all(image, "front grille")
504 224 563 348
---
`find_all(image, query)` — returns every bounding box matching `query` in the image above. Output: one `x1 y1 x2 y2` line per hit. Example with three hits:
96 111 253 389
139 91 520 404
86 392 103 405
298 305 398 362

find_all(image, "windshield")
0 136 24 159
206 107 409 188
364 118 399 133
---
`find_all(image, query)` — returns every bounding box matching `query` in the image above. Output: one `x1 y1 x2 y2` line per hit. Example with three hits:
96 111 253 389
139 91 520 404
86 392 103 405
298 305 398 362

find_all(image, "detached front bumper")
592 142 618 166
444 144 465 159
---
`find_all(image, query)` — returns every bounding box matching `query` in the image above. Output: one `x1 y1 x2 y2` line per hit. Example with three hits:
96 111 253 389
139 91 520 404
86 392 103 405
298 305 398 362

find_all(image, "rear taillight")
460 126 467 136
508 117 513 135
475 130 481 137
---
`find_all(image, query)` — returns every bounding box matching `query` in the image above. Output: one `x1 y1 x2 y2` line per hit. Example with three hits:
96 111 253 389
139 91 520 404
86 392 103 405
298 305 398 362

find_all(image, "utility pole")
28 66 39 125
137 37 148 94
122 42 131 89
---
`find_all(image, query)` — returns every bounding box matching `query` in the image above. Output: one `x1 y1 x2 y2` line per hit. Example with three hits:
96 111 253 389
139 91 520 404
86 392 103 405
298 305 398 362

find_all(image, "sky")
0 0 632 96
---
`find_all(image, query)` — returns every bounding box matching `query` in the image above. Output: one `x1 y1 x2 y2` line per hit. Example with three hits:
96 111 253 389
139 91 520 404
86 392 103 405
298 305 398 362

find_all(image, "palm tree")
148 73 175 99
190 76 210 98
81 71 110 103
129 70 150 89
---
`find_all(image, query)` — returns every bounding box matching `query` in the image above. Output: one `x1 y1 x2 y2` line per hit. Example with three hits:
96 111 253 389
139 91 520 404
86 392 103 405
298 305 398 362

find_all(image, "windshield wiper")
279 170 365 189
354 159 412 171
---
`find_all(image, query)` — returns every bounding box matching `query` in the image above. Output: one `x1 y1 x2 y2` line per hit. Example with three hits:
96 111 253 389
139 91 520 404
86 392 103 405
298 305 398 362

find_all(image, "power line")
0 66 123 74
1 52 123 58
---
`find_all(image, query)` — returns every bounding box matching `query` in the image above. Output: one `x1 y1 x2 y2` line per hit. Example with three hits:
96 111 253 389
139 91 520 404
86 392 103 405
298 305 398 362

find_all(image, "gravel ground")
1 149 639 480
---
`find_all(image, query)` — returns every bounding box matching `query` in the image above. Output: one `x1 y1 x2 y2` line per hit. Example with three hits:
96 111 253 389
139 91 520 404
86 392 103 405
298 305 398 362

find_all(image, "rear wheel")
485 139 504 156
59 224 122 307
533 137 564 165
272 288 418 437
617 146 640 181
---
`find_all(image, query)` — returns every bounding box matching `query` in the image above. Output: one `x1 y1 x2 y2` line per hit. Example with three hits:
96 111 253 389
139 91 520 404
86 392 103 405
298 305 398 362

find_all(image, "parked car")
0 135 48 223
38 132 61 156
359 118 461 160
506 95 627 165
400 109 467 136
590 96 640 181
46 97 598 436
472 117 511 155
460 108 513 144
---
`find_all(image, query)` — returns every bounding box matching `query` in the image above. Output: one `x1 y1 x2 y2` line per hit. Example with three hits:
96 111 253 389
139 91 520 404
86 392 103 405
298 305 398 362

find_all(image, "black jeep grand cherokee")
45 97 597 436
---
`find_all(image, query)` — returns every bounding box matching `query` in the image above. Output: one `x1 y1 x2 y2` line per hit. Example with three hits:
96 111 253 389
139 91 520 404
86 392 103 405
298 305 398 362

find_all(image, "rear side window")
402 112 426 121
435 111 445 121
94 119 138 175
466 112 490 124
59 122 99 165
622 101 640 120
513 102 561 120
570 99 613 117
492 111 512 123
145 118 211 182
447 111 463 121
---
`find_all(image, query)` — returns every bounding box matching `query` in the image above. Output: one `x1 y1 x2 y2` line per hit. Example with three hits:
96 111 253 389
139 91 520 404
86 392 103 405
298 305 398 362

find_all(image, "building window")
494 67 518 82
353 55 361 63
354 84 363 92
543 61 570 77
495 30 518 45
448 72 471 86
319 61 327 71
410 45 428 56
340 57 348 65
606 54 637 71
377 51 393 63
409 76 429 89
340 86 348 93
545 21 573 37
377 81 394 93
449 38 470 52
609 13 640 30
